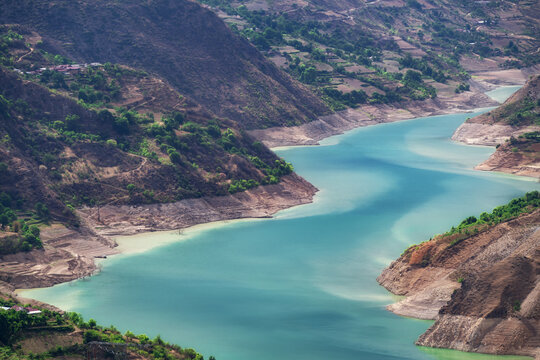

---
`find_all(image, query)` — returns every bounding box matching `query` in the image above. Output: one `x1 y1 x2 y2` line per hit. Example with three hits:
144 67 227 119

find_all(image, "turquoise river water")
23 92 538 360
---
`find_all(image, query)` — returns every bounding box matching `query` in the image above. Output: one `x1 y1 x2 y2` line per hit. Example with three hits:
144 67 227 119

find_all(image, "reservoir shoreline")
2 70 528 293
248 67 538 148
12 94 538 360
3 69 537 359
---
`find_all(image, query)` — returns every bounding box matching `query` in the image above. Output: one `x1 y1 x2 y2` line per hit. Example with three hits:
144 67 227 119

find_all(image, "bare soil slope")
378 210 540 358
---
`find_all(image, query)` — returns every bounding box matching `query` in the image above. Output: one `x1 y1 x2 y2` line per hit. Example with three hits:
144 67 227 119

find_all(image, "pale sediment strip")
113 218 263 256
452 122 540 146
79 173 317 237
1 174 316 292
249 66 540 148
249 88 499 148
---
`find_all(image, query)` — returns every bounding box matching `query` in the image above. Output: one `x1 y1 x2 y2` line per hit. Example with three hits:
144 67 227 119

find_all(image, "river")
23 90 538 360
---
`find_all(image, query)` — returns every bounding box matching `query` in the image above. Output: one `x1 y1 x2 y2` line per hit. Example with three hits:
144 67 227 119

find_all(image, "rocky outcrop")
378 209 540 358
452 122 538 146
475 139 540 178
417 251 540 357
453 73 540 145
452 75 540 178
0 224 116 289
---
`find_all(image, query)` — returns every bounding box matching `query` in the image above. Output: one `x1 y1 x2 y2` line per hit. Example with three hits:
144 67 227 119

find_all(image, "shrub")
83 329 106 343
168 149 181 164
64 114 80 131
34 202 49 220
106 139 117 147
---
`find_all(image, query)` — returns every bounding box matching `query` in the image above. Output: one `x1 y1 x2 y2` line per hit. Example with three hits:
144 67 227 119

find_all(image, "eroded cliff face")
378 210 540 358
452 75 540 178
417 251 540 357
475 139 540 178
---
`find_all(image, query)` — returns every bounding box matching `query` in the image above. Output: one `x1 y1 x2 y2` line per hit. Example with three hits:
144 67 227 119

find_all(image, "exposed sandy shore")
249 93 498 148
474 145 540 178
452 122 540 146
1 173 316 292
250 66 540 148
78 173 317 237
0 224 116 291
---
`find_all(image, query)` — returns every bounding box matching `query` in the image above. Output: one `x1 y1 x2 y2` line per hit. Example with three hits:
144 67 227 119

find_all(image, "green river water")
23 87 537 360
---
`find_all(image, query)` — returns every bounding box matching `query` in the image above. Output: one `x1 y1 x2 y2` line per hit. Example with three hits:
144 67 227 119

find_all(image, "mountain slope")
199 0 540 112
0 292 210 360
0 65 286 208
462 75 540 128
0 0 329 129
0 59 317 284
0 23 321 256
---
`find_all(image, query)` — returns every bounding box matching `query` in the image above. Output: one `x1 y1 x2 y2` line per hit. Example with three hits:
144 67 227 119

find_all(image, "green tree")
0 162 8 174
168 149 181 164
98 109 115 124
0 95 10 118
404 70 422 85
0 213 9 229
64 114 80 131
83 329 105 343
34 202 50 220
50 71 67 89
0 192 11 207
300 66 317 83
252 33 270 51
126 184 136 194
114 115 130 134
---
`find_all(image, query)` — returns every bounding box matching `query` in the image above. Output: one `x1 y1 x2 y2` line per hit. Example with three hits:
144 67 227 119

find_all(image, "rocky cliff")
378 201 540 358
475 132 540 178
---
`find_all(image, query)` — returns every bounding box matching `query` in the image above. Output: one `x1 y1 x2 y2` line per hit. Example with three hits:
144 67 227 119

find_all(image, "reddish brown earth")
378 210 540 358
476 140 540 178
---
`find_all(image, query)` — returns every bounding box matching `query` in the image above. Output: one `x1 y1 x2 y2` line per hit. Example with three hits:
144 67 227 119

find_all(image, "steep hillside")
378 192 540 358
199 0 540 111
0 0 329 129
0 64 292 207
0 25 322 257
463 75 540 127
453 75 540 177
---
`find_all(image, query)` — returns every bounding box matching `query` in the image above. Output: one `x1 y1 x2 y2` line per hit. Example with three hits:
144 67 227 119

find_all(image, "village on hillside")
14 62 102 75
